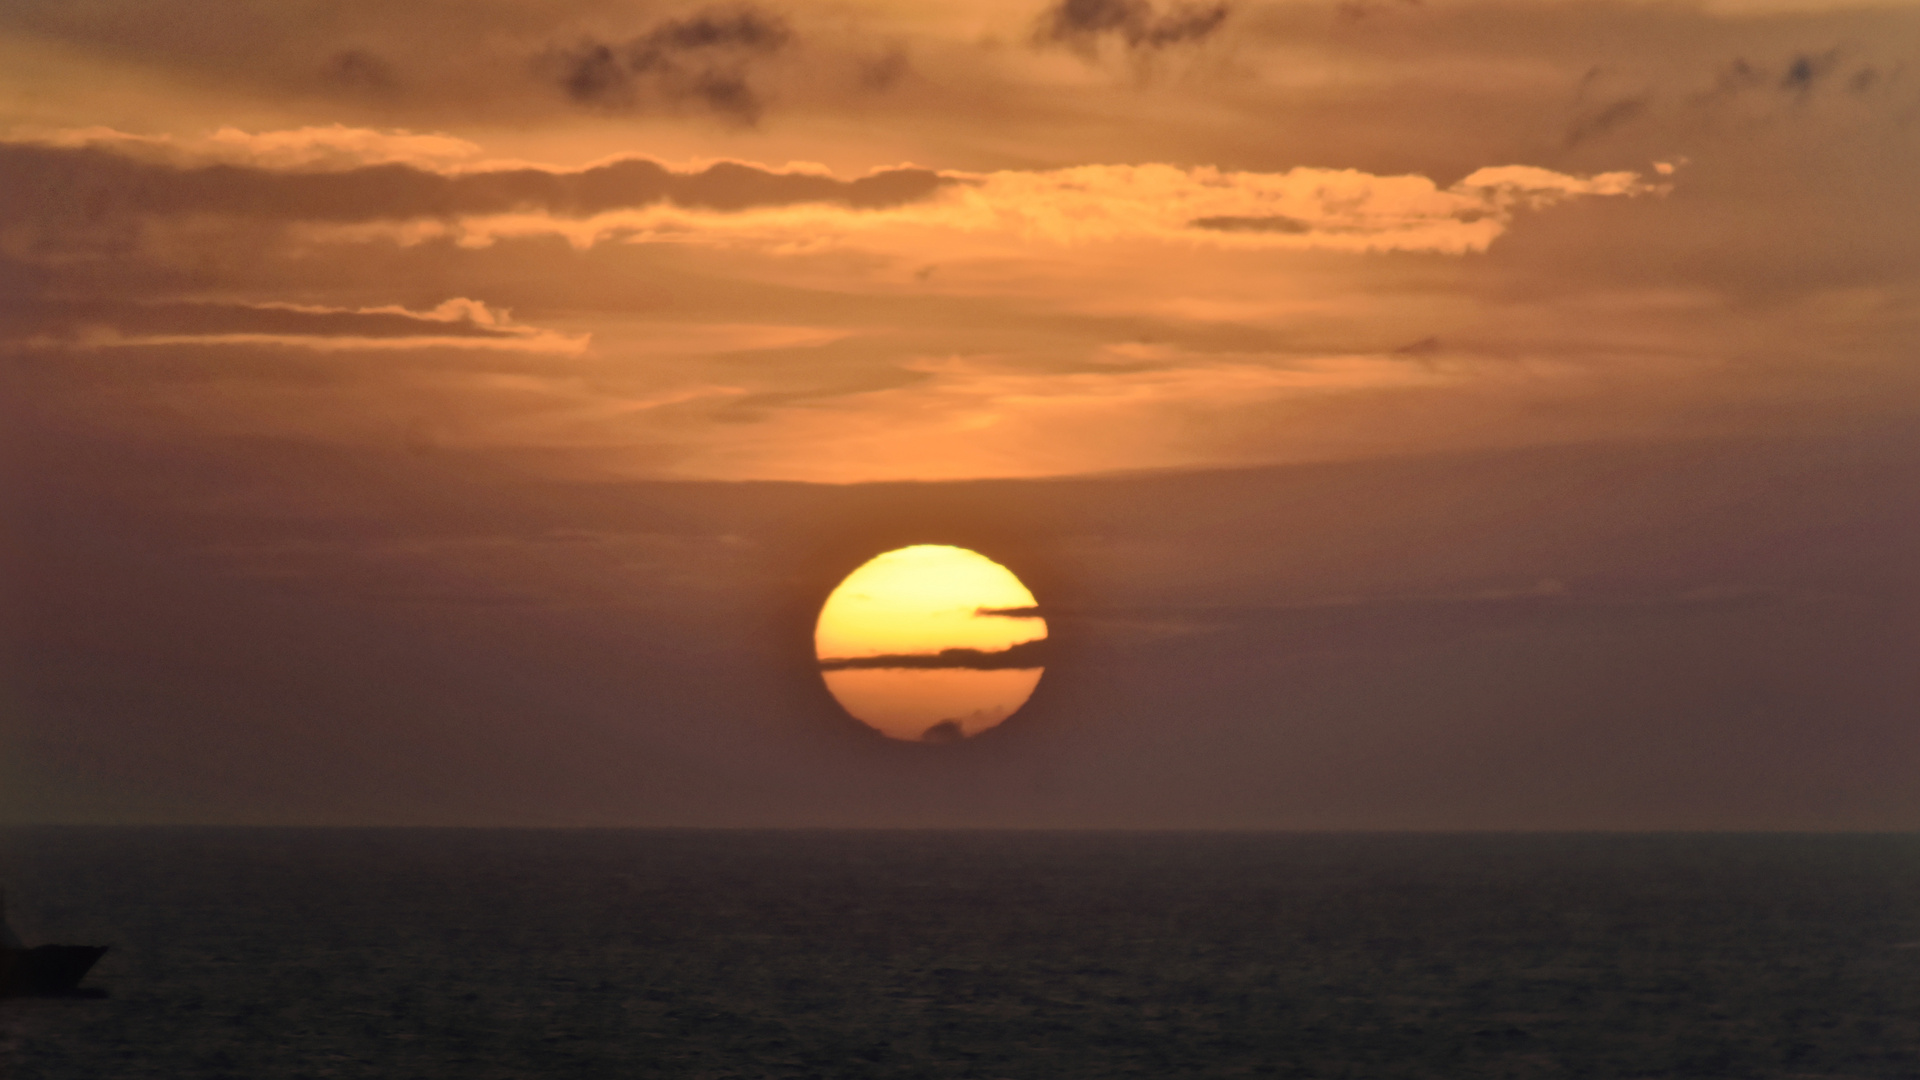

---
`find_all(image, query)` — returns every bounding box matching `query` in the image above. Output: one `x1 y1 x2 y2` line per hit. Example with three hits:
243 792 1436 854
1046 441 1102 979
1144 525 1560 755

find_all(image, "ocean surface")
3 829 1918 1078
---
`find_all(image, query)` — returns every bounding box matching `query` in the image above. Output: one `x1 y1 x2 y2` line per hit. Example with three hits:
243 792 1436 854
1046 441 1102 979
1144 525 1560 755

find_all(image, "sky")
2 0 1919 828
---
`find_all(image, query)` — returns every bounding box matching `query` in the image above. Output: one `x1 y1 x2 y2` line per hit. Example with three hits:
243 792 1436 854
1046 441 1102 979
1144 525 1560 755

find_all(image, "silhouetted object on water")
0 890 109 999
0 946 110 997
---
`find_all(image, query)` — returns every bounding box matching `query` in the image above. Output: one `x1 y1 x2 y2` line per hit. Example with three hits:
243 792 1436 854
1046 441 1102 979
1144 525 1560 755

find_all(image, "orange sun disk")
815 545 1047 742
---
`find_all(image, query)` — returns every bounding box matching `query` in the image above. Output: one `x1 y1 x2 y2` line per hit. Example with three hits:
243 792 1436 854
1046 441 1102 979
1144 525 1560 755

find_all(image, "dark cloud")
1334 0 1420 22
1779 51 1837 99
0 0 943 130
555 43 630 106
1563 97 1646 148
818 639 1050 671
919 720 966 743
0 143 951 232
1697 51 1860 107
1709 57 1768 98
319 49 400 96
2 0 1911 182
857 44 910 92
545 5 793 123
1543 45 1908 162
641 6 792 53
1187 214 1310 234
978 605 1041 618
1035 0 1229 52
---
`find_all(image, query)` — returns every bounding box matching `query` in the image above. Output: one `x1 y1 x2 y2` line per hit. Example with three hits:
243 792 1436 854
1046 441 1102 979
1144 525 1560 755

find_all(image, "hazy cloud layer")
4 104 1913 484
0 126 1687 484
7 419 1919 827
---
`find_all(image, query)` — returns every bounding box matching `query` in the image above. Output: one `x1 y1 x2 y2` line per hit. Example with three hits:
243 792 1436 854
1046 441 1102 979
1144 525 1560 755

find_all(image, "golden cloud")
291 158 1665 254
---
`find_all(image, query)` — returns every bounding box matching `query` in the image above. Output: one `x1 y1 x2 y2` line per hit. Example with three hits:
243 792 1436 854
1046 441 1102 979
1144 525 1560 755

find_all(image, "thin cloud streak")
818 638 1050 671
0 140 954 234
2 297 588 354
30 330 591 356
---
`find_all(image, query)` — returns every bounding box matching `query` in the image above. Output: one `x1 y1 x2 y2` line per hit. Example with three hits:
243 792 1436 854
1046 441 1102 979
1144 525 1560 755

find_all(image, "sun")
815 545 1047 742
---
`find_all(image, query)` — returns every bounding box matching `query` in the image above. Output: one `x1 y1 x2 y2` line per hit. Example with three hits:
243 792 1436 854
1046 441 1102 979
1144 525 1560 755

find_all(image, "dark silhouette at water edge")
0 889 109 999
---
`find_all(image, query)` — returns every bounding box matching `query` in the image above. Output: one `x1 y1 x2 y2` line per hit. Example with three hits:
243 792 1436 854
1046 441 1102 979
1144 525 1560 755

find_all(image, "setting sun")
815 545 1047 742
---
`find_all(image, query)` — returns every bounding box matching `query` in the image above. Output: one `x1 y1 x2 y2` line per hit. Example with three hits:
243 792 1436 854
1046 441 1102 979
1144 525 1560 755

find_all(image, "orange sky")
4 0 1919 827
5 0 1915 486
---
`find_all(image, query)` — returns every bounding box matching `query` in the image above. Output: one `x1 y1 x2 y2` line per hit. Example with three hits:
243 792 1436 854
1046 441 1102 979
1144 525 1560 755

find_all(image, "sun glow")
815 545 1047 742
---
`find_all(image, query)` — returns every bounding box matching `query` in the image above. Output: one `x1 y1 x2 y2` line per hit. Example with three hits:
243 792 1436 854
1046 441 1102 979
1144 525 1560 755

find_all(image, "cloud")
978 605 1043 619
1564 98 1648 149
818 638 1050 671
3 0 1915 188
6 0 1920 832
4 296 588 354
857 44 910 92
1334 0 1421 22
0 0 944 137
918 719 966 743
309 160 1662 255
640 6 792 53
1778 51 1838 99
930 162 1660 252
0 133 1660 264
1035 0 1230 53
19 100 1908 493
319 49 401 97
1187 214 1311 234
41 328 588 356
542 5 794 123
0 139 951 239
9 124 486 171
1686 49 1892 116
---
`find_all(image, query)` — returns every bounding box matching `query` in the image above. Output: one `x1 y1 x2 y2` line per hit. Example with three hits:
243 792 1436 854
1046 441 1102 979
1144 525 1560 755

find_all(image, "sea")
2 828 1918 1078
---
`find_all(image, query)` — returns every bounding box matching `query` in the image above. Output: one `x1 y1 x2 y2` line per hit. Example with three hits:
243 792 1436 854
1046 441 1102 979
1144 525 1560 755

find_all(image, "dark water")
4 829 1919 1078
